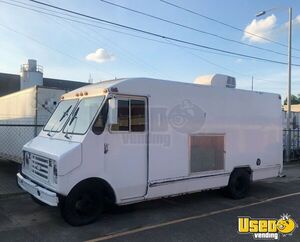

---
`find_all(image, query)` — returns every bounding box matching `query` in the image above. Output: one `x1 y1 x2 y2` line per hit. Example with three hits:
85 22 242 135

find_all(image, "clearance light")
84 91 88 96
76 93 79 97
110 87 119 93
61 96 64 100
80 92 84 96
103 89 108 93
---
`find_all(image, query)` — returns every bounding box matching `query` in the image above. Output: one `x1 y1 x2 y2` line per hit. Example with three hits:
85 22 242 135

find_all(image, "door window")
111 100 129 131
92 100 108 135
131 100 145 132
111 98 146 132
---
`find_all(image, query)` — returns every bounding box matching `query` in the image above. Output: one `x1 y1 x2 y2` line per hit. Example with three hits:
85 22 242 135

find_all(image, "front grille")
30 154 49 181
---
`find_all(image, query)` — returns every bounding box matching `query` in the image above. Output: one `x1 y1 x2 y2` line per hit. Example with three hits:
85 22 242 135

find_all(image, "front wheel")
60 183 104 226
226 169 251 199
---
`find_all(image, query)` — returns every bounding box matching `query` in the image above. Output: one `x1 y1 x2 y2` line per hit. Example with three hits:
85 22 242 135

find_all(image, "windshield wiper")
69 107 79 125
59 105 72 122
47 105 73 136
65 107 80 139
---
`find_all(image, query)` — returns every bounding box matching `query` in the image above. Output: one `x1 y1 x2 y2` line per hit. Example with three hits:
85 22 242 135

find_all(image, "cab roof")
61 77 279 100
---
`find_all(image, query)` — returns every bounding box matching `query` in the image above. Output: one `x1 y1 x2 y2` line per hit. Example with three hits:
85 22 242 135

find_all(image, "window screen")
190 135 224 173
111 100 129 131
131 100 145 132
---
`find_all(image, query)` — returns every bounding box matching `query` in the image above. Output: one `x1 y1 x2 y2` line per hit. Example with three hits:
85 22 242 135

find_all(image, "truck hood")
24 136 82 176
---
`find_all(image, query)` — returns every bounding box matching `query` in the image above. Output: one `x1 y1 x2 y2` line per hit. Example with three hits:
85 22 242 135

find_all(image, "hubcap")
75 194 97 216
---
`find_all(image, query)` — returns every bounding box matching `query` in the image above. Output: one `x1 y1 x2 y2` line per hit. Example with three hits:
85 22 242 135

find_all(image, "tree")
284 95 300 105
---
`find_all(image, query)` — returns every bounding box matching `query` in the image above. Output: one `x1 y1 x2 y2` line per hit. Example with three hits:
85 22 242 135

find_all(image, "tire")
60 182 104 226
226 169 251 199
31 195 47 206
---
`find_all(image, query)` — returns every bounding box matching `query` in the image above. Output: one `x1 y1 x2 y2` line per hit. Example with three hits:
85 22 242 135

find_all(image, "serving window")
190 134 224 173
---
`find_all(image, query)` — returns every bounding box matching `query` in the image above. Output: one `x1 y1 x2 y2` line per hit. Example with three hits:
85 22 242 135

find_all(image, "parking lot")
1 163 300 242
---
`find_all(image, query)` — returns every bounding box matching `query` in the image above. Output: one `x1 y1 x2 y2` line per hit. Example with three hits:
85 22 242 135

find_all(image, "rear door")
104 96 148 200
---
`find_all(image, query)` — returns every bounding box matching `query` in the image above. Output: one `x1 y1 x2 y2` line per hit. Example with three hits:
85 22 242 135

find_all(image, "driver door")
104 96 148 201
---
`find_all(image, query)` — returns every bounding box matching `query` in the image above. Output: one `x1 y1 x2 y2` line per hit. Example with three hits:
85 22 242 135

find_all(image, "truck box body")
0 86 65 162
94 78 282 199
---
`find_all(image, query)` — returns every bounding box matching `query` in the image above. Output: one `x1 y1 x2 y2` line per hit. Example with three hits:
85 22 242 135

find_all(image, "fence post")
34 86 38 136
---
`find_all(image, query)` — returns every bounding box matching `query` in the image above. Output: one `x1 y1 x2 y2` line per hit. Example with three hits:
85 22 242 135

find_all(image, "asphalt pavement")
0 160 23 197
1 163 300 242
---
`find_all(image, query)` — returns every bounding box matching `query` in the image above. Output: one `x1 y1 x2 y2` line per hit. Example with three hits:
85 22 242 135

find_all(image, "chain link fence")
283 129 300 161
0 124 43 163
0 125 298 163
1 125 299 163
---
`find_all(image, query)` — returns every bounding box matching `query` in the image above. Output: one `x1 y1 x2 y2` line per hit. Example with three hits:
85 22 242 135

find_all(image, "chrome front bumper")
17 173 58 206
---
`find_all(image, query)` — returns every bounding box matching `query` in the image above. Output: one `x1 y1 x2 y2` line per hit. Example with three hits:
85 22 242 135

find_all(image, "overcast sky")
0 0 300 99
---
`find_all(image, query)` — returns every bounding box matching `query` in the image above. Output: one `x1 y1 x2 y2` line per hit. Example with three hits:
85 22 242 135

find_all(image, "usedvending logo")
238 214 298 240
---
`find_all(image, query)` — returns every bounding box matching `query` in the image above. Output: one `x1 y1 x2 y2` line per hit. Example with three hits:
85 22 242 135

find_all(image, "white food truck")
17 75 282 226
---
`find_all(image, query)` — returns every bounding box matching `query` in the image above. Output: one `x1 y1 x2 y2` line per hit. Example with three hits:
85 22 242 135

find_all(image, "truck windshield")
63 96 105 135
44 99 78 133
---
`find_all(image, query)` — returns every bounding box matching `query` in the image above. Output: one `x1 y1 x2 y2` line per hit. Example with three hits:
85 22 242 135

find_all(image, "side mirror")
108 97 118 125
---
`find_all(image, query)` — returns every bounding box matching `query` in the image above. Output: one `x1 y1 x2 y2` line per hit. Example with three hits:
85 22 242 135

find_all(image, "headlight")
52 160 57 184
23 151 30 168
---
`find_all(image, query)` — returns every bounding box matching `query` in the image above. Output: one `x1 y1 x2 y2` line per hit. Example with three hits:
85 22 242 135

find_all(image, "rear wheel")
60 183 104 226
226 169 251 199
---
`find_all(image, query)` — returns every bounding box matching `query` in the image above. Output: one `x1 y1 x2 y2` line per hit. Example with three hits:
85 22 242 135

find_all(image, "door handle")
104 143 109 154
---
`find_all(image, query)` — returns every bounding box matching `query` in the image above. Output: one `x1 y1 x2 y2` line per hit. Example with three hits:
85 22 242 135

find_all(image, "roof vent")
194 74 236 88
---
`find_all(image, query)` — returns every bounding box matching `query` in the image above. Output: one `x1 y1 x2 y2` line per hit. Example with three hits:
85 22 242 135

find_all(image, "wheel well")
70 178 116 204
231 167 253 180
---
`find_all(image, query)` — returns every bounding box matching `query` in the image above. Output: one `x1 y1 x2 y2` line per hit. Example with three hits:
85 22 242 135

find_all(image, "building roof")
0 72 88 97
0 73 20 96
43 78 87 92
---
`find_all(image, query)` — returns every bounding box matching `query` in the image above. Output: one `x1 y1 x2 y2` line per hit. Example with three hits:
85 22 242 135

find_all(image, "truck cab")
17 79 148 226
